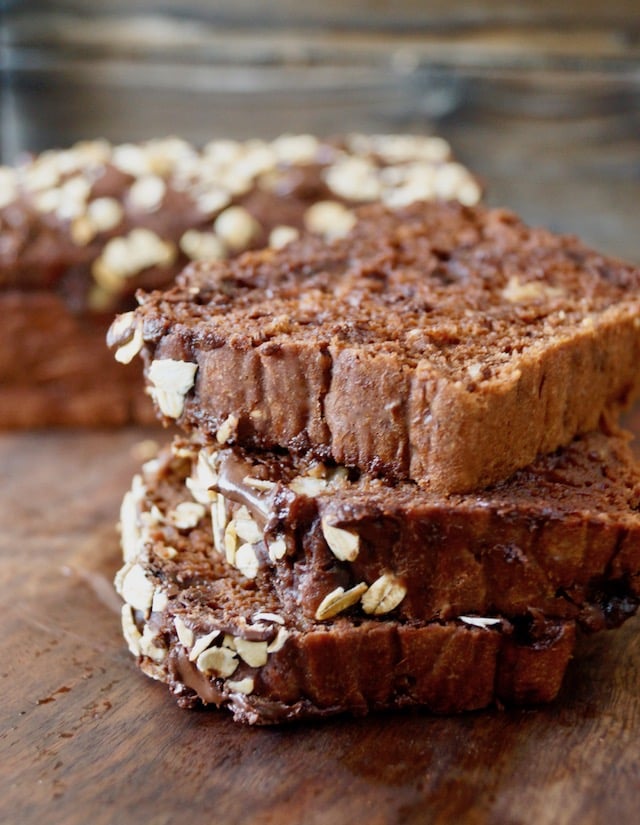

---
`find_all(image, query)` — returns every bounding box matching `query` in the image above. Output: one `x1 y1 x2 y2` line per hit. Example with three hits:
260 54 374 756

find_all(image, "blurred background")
2 0 639 258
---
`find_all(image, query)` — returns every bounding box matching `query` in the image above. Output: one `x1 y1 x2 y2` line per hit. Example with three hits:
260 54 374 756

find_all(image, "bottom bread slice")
116 455 584 724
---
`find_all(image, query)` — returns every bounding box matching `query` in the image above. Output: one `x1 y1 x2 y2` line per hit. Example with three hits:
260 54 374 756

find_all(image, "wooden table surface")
1 419 640 825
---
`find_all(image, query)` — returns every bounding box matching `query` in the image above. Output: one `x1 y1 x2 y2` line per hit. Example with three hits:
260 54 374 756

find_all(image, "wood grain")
1 422 640 825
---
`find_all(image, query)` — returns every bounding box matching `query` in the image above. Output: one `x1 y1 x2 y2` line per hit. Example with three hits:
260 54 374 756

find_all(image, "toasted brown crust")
125 201 640 492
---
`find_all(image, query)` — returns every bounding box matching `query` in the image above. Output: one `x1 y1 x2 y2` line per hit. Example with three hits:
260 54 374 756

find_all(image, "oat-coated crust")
124 201 640 492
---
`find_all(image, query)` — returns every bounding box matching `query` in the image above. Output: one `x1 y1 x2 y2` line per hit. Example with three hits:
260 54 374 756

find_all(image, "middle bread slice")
121 428 640 633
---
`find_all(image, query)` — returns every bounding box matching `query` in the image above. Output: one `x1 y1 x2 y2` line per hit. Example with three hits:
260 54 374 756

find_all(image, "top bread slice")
110 200 640 493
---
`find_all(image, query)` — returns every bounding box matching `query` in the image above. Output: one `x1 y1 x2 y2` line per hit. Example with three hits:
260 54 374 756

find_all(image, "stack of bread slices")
109 198 640 725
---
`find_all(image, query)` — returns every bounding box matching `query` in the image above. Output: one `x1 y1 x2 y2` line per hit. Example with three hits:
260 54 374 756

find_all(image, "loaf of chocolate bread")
113 201 640 493
0 134 479 427
116 443 585 724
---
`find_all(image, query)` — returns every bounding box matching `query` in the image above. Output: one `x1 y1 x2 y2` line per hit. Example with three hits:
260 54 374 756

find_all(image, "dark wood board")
1 419 640 825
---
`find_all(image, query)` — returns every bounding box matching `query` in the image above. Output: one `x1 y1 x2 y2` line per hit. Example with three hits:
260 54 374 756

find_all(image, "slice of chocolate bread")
113 201 640 493
115 447 578 724
122 430 640 632
0 134 479 428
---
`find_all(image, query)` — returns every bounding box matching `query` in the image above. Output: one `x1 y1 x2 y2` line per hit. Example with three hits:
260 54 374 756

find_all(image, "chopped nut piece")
119 563 155 615
151 590 168 612
467 362 483 381
174 616 195 649
457 178 482 207
234 638 268 667
34 189 60 213
361 573 407 615
188 630 221 662
187 450 219 504
324 158 381 201
303 200 356 240
227 677 255 694
234 509 263 544
196 188 231 216
271 133 319 163
266 626 290 653
93 228 176 291
155 545 178 561
128 175 166 212
139 626 167 662
180 229 226 261
211 493 227 554
203 138 243 164
121 604 142 657
148 359 198 419
70 215 96 246
321 518 360 562
243 476 276 492
328 466 350 487
235 543 260 579
289 476 328 497
224 520 238 565
267 536 287 562
127 227 176 271
216 413 239 444
269 225 300 249
252 612 285 626
119 477 144 562
170 501 206 530
502 276 565 303
24 162 59 192
94 237 129 283
108 309 137 345
197 449 219 487
433 163 476 200
234 140 277 179
87 197 123 232
459 616 502 629
214 206 260 252
314 583 368 621
196 645 238 677
112 143 152 176
348 133 451 164
114 323 144 365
